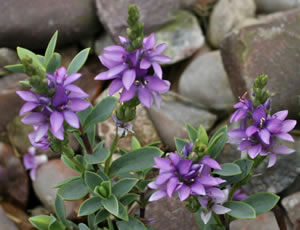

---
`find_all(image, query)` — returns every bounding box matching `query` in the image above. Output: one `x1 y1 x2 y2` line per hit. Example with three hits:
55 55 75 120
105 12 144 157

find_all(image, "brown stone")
282 191 300 225
0 206 18 230
221 8 300 120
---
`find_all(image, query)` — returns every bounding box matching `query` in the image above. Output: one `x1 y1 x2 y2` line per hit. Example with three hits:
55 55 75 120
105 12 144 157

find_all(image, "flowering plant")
6 5 296 230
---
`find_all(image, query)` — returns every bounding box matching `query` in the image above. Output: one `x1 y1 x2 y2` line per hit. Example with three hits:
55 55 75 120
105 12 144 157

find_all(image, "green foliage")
186 124 198 142
109 146 163 176
54 195 67 225
127 5 144 51
58 178 89 200
116 216 147 230
44 31 58 67
175 137 189 154
67 48 90 74
112 178 138 198
102 194 119 216
78 223 90 230
253 74 270 107
224 201 256 219
46 53 61 74
131 136 141 150
85 144 110 164
207 126 227 159
29 215 52 230
94 209 110 225
5 64 24 73
213 163 241 176
223 159 253 185
85 171 104 191
78 197 102 216
119 193 139 206
243 192 279 215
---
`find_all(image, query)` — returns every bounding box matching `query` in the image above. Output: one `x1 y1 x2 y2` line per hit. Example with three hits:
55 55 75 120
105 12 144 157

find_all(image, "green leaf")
116 216 147 230
94 209 110 225
135 179 152 193
186 124 198 142
58 178 89 201
67 48 90 74
224 201 256 219
84 96 118 128
85 171 104 191
46 53 61 74
110 146 163 176
207 126 227 159
214 163 241 176
61 155 81 173
55 195 67 224
45 31 58 66
85 144 110 164
79 223 90 230
243 192 280 215
29 215 51 230
223 159 253 184
102 194 119 216
48 216 65 230
116 201 129 221
88 214 96 230
131 136 141 150
54 176 81 188
120 193 139 206
37 55 45 65
198 125 209 145
175 137 189 154
17 47 44 70
78 105 94 124
5 64 24 73
79 197 102 216
112 178 138 198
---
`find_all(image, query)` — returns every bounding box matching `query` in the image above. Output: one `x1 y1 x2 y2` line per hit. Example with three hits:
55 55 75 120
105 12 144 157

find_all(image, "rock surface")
147 197 198 230
155 10 204 64
282 191 300 225
0 143 29 207
147 92 217 150
0 0 100 49
179 51 235 111
33 159 81 219
96 0 189 42
221 8 300 120
208 0 256 48
255 0 300 13
0 206 18 230
0 48 19 76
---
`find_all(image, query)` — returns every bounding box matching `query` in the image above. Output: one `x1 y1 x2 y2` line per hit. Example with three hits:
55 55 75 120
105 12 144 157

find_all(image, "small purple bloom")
182 142 193 157
112 115 134 137
148 154 225 202
230 92 253 126
23 147 48 180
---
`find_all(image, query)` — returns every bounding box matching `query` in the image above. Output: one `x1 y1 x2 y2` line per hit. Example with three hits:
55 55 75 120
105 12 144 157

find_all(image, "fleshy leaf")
84 171 104 191
29 215 51 230
207 126 227 159
85 144 110 164
112 178 138 198
102 194 119 216
67 48 90 74
213 163 241 176
186 124 198 142
223 201 256 219
58 178 89 201
116 216 147 230
78 197 102 216
45 31 58 67
175 137 189 154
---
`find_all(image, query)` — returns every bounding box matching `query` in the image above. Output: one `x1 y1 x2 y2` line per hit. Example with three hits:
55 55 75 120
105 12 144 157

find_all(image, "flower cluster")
17 67 90 149
95 33 171 108
228 95 296 167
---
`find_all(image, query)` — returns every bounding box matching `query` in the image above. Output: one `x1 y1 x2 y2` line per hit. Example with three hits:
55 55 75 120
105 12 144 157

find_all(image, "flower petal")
281 120 297 133
120 85 137 102
152 55 171 63
145 76 170 93
152 62 162 79
143 33 156 50
22 112 45 125
246 125 258 137
267 154 277 168
166 177 179 197
266 119 282 133
138 86 152 108
20 102 38 116
122 69 136 90
50 111 64 133
109 79 123 96
153 157 173 170
227 129 247 139
178 159 192 175
177 184 191 201
95 71 116 81
140 58 151 69
275 133 294 142
201 155 222 170
252 105 266 124
201 211 212 225
190 181 206 195
16 91 39 102
273 145 295 155
248 144 262 159
52 126 64 140
149 190 167 202
155 172 173 185
107 64 127 78
65 85 89 98
148 181 159 190
259 128 270 144
213 205 231 215
68 99 90 111
34 124 49 142
63 73 82 86
272 110 288 120
238 140 252 151
63 110 80 128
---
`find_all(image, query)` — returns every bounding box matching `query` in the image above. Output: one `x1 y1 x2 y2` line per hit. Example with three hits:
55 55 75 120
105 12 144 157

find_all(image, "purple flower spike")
23 147 48 180
149 154 224 202
95 33 171 108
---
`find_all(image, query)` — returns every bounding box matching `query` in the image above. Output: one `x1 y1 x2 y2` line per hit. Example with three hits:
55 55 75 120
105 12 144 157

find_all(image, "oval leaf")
79 197 102 216
207 126 227 159
54 195 67 225
112 178 138 198
94 209 110 225
243 192 279 215
84 171 104 191
214 163 241 176
85 144 110 165
224 201 256 219
116 216 146 230
58 178 89 201
109 147 163 176
29 215 51 230
45 31 58 66
174 137 189 154
67 48 90 74
102 194 119 216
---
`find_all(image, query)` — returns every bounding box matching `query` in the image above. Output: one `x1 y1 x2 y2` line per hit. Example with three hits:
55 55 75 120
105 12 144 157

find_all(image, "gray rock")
0 48 19 76
230 212 279 230
208 0 256 48
155 10 205 64
255 0 300 13
179 51 235 111
147 92 217 150
0 0 100 49
0 207 18 230
33 159 81 219
282 191 300 225
95 33 114 56
221 8 300 120
146 197 198 230
95 0 192 42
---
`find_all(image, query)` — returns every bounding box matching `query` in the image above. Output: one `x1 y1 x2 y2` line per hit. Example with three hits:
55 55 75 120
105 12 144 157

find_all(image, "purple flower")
182 142 194 157
95 34 171 108
23 147 48 180
112 115 134 137
228 104 296 167
230 93 253 126
17 66 90 146
199 188 231 224
148 154 225 202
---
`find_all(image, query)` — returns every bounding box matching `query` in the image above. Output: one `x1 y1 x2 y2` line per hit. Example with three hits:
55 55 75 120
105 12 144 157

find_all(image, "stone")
208 0 256 48
147 92 217 150
96 0 192 42
146 197 198 230
0 0 100 49
155 10 205 64
95 33 114 56
230 212 279 230
0 48 19 76
179 51 235 111
0 143 29 208
0 73 27 136
97 90 161 151
0 206 18 230
255 0 300 13
221 9 300 120
33 159 81 219
282 191 300 225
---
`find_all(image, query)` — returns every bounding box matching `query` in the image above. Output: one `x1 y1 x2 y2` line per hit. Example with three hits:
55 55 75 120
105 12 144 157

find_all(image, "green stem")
228 183 240 201
107 217 114 230
104 128 119 175
212 212 224 227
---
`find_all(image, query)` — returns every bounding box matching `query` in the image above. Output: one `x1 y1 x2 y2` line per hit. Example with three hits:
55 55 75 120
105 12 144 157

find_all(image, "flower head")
112 115 134 137
23 147 48 180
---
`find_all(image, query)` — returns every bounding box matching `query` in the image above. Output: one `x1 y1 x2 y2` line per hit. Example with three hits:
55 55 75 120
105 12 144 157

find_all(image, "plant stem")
104 128 119 174
228 183 239 201
273 205 287 230
140 192 146 219
79 125 93 154
213 212 223 226
107 217 114 230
